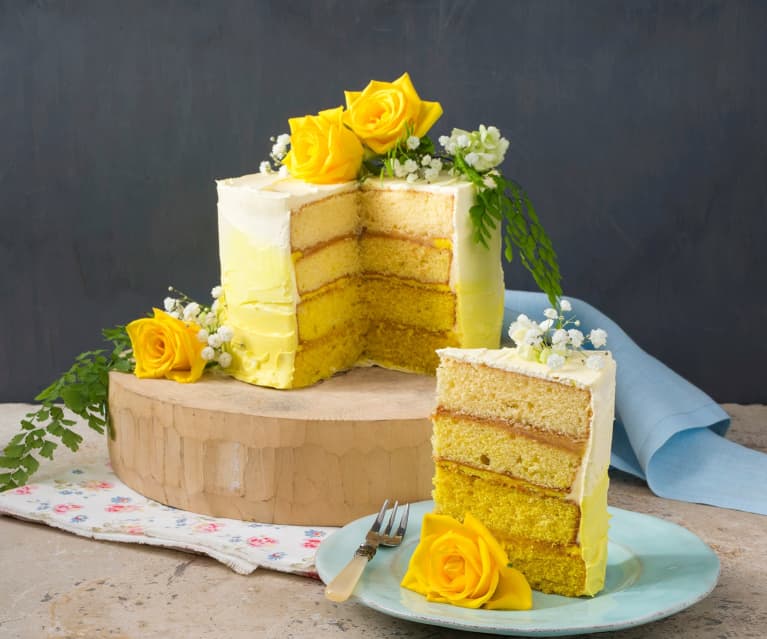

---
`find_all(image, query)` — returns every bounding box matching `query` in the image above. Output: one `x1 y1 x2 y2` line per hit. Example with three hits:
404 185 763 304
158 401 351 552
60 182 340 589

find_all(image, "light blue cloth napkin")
504 290 767 516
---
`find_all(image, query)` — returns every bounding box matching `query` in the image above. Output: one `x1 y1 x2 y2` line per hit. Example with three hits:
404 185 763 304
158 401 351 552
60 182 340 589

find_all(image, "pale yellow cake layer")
363 277 455 332
432 461 579 545
432 412 581 490
291 321 367 388
436 357 592 438
296 278 361 342
290 191 360 251
359 188 453 239
364 321 458 375
293 237 360 295
360 233 452 284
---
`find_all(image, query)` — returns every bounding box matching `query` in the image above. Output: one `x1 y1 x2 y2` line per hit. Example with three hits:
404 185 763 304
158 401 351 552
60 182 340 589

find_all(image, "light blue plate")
316 501 720 636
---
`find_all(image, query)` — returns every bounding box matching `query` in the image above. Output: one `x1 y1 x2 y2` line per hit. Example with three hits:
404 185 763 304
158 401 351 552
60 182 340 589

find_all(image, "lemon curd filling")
432 347 616 597
216 173 504 389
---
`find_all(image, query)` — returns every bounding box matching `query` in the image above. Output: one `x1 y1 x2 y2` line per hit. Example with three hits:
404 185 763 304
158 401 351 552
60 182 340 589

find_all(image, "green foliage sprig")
453 154 563 307
0 327 132 492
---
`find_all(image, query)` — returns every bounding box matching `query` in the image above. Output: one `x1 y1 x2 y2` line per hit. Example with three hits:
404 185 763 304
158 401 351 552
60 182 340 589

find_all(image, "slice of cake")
216 173 504 389
432 346 616 597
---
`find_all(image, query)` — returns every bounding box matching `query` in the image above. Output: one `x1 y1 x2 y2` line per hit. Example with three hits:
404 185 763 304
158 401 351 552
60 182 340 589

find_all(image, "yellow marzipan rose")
282 106 364 184
401 512 532 610
344 72 443 154
126 308 206 383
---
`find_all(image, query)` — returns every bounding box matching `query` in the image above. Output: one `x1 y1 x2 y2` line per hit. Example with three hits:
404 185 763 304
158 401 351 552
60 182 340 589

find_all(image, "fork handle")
324 554 369 602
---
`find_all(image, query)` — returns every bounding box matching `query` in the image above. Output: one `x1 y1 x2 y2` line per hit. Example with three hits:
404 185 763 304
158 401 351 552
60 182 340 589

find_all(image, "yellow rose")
401 512 532 610
282 106 364 184
126 308 206 383
343 72 443 154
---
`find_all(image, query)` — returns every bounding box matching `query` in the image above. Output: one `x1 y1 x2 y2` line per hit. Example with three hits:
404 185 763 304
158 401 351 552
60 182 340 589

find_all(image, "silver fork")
324 499 410 602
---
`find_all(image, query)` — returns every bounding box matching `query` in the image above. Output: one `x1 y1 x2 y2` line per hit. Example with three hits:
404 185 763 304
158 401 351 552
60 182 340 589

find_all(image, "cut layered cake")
216 174 504 389
432 346 616 596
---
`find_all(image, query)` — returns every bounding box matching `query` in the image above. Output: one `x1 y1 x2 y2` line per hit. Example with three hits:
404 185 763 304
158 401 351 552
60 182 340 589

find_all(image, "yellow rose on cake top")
126 308 206 383
282 106 364 184
401 512 533 610
343 72 443 154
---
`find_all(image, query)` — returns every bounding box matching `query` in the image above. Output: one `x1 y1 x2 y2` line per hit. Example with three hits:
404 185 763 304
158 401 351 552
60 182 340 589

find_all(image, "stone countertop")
0 403 765 639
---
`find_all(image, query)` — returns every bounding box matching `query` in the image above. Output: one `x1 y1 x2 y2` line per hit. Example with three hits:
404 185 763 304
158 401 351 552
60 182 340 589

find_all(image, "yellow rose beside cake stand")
107 368 435 526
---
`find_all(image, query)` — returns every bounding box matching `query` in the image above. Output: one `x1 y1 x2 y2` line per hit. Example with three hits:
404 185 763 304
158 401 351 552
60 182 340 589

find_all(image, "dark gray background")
2 1 766 403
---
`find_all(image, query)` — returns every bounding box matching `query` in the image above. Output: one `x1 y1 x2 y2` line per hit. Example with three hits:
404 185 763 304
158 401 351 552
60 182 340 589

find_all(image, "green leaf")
3 444 25 459
61 429 83 452
11 469 29 486
0 472 17 491
39 440 57 459
0 456 21 469
61 387 87 414
19 455 40 474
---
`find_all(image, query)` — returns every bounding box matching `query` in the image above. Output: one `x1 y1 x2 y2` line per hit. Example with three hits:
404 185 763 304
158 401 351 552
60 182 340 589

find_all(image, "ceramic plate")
316 501 719 636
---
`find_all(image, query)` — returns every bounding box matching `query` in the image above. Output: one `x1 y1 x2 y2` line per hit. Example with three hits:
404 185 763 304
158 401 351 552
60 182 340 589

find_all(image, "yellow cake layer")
359 188 453 239
432 461 580 545
432 411 581 490
364 321 458 374
360 233 452 284
363 276 455 332
294 237 360 295
436 357 592 438
499 534 588 597
290 191 360 251
291 321 367 388
297 277 361 342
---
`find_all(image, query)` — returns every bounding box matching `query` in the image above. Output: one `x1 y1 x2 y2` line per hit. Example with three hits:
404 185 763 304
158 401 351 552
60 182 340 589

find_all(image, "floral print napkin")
0 460 338 577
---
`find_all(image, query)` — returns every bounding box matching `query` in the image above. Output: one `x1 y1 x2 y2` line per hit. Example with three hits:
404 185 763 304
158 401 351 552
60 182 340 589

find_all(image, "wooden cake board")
107 368 436 526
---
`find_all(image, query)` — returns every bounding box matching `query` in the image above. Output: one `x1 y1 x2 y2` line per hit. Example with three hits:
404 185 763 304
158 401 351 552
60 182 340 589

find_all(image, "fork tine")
383 500 399 535
369 499 389 533
394 503 409 537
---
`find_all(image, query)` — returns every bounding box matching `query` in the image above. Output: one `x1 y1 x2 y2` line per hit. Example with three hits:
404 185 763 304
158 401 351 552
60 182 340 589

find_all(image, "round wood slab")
107 368 436 526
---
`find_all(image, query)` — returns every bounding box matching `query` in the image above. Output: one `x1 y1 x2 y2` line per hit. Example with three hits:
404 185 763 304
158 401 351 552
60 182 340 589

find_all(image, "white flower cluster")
439 125 509 173
163 285 233 369
390 142 444 183
259 133 291 176
508 299 608 371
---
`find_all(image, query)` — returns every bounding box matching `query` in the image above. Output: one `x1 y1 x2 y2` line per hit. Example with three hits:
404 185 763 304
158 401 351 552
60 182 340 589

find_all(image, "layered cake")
216 174 504 389
432 346 616 596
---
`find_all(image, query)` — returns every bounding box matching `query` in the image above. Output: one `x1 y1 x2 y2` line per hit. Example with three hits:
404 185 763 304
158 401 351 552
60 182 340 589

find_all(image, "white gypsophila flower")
163 297 177 312
551 328 569 345
457 134 470 148
258 161 272 174
517 343 537 361
589 328 608 348
406 135 420 150
201 346 215 362
543 308 558 320
197 328 209 343
560 299 572 312
406 172 418 183
168 311 180 319
276 133 290 146
568 329 585 349
423 166 440 182
547 353 566 370
217 351 232 368
421 154 432 166
183 302 200 321
211 299 220 312
204 312 217 327
217 325 234 342
438 135 453 154
403 159 418 174
586 354 605 370
465 152 479 168
271 142 287 159
483 175 496 190
211 285 222 299
208 333 223 348
278 165 289 177
539 319 554 331
430 157 443 171
392 159 407 178
523 327 543 346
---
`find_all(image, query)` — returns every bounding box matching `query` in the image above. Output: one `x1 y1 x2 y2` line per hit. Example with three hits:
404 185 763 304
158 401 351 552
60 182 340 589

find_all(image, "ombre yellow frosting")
216 173 504 388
